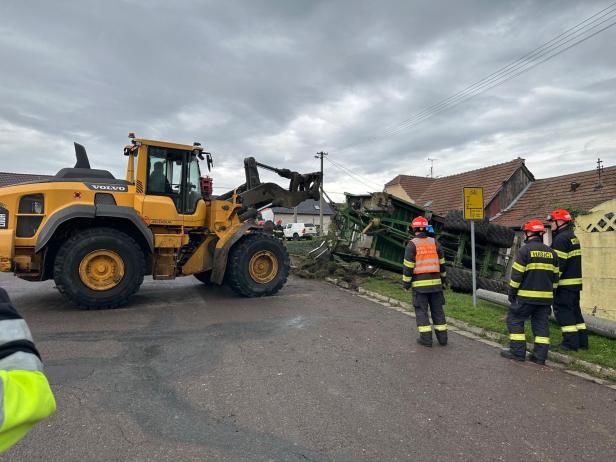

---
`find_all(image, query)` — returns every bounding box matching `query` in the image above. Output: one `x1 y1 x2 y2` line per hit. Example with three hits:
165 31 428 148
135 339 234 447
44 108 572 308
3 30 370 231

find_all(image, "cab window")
146 146 204 214
147 147 185 212
185 155 203 213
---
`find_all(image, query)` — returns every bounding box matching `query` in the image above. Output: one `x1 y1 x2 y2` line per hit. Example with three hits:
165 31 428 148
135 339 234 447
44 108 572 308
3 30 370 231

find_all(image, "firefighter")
547 208 586 351
501 220 559 365
0 288 56 453
403 216 448 347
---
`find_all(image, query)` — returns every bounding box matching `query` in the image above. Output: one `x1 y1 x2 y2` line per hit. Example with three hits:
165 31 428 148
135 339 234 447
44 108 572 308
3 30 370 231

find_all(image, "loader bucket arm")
236 157 322 210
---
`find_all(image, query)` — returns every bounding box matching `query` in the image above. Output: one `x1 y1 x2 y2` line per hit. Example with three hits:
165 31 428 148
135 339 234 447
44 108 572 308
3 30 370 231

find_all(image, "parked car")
283 223 318 240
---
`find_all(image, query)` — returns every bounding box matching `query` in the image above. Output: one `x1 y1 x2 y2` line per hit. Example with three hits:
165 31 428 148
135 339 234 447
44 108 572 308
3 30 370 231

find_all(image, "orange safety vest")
412 237 440 274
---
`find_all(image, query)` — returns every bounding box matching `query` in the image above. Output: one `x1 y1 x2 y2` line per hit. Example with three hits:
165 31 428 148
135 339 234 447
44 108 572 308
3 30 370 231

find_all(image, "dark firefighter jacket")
509 237 560 305
0 288 56 453
551 226 582 291
402 234 447 293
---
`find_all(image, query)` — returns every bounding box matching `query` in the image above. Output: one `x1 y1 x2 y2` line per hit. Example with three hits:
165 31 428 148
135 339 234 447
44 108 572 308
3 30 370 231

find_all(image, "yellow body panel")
140 195 184 227
154 233 190 249
181 235 217 275
0 137 253 283
0 230 14 271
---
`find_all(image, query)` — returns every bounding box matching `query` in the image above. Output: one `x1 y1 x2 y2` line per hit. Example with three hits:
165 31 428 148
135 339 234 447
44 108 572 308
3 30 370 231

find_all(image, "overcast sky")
1 0 615 200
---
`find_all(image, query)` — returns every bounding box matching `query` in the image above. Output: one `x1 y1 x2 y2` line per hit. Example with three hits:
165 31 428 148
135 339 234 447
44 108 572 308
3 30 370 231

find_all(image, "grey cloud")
0 0 615 200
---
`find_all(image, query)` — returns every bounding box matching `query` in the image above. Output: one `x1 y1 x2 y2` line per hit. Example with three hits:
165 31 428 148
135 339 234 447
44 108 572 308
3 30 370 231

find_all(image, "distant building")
385 158 615 229
491 165 616 227
271 199 335 232
384 158 534 221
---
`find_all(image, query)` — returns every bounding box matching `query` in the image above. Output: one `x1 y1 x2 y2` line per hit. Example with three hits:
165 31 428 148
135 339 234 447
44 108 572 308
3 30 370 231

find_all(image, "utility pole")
315 151 328 235
428 157 438 178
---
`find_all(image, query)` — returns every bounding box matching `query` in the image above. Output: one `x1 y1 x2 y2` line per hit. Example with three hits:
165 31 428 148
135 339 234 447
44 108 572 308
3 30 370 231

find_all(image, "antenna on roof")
595 157 604 190
427 157 438 178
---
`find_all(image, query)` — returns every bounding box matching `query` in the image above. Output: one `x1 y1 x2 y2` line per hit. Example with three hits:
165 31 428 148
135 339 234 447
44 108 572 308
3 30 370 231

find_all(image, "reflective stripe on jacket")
0 289 56 453
509 238 559 305
551 227 582 291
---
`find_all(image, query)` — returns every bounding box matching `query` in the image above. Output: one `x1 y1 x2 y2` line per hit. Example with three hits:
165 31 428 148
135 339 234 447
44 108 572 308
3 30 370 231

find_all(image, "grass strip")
359 273 616 371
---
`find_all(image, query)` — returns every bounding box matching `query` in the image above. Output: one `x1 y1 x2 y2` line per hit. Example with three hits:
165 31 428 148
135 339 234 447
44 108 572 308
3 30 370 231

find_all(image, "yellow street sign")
463 187 484 220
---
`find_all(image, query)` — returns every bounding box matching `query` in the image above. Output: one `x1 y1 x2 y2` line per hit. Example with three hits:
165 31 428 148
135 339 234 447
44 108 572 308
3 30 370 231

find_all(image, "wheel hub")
248 250 279 284
79 249 125 291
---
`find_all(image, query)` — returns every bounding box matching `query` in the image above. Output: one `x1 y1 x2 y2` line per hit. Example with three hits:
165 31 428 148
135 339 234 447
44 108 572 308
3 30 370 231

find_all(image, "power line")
375 2 616 139
325 156 382 191
380 12 616 139
335 3 616 152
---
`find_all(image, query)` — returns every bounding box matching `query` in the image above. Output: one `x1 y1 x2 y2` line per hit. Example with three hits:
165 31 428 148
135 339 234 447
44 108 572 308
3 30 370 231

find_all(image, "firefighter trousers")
413 291 447 345
553 289 588 350
506 302 550 361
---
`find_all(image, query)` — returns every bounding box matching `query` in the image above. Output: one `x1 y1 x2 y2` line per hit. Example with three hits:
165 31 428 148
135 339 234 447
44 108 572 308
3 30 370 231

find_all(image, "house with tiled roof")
0 172 52 188
492 165 616 228
384 158 534 220
384 175 435 204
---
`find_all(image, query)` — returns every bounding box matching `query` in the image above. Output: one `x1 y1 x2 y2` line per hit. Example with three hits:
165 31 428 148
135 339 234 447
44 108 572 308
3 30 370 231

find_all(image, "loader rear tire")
53 227 145 310
226 232 290 297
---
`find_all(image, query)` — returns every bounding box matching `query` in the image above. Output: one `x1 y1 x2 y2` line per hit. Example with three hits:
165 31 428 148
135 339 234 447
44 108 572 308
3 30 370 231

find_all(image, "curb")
325 277 616 389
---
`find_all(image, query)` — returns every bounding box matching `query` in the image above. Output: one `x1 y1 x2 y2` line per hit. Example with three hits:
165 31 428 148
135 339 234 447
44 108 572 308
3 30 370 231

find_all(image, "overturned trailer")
331 192 515 294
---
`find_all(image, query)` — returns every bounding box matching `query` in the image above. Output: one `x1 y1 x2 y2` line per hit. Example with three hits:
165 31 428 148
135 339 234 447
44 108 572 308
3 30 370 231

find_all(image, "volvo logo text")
86 184 128 192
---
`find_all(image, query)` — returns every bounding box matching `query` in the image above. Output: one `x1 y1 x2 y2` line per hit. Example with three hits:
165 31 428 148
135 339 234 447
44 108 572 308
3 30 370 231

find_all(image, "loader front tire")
226 232 290 297
194 271 212 285
54 227 146 309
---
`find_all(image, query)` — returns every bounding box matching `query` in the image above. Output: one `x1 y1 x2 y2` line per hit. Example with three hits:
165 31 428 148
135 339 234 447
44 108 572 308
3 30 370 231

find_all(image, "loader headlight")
33 200 43 214
0 206 8 229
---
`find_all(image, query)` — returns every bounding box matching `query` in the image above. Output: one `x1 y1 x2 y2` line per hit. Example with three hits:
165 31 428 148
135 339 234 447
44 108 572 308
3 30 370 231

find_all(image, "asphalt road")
1 274 615 462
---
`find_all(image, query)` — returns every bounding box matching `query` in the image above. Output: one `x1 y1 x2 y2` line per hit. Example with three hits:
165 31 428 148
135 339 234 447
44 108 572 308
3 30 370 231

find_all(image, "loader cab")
146 146 203 214
134 139 206 225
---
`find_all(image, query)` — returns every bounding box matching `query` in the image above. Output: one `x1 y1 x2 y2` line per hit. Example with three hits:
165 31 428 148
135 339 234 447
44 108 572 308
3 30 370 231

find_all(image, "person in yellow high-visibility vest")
0 287 56 453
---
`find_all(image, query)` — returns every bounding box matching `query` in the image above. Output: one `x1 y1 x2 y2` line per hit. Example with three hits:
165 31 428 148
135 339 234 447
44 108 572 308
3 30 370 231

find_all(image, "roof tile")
0 172 52 188
413 158 526 214
492 165 616 227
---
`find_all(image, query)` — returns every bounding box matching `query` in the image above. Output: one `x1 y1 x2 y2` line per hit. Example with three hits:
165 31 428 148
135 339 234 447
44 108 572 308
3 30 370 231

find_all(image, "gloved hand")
508 289 517 305
441 276 448 290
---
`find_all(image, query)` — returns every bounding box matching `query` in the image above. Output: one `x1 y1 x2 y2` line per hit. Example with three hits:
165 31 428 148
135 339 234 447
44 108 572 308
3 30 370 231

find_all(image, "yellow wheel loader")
0 135 321 309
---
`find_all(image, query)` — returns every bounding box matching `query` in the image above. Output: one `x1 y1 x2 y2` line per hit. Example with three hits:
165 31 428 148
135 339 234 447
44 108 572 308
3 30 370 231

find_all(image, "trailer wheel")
443 211 469 233
226 232 290 297
485 224 515 248
54 227 145 309
447 267 473 293
478 277 509 295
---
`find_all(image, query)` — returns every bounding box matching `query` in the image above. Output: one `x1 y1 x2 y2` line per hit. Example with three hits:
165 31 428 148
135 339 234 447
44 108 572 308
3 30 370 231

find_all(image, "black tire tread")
485 224 515 248
447 266 473 293
226 232 290 297
53 227 146 310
